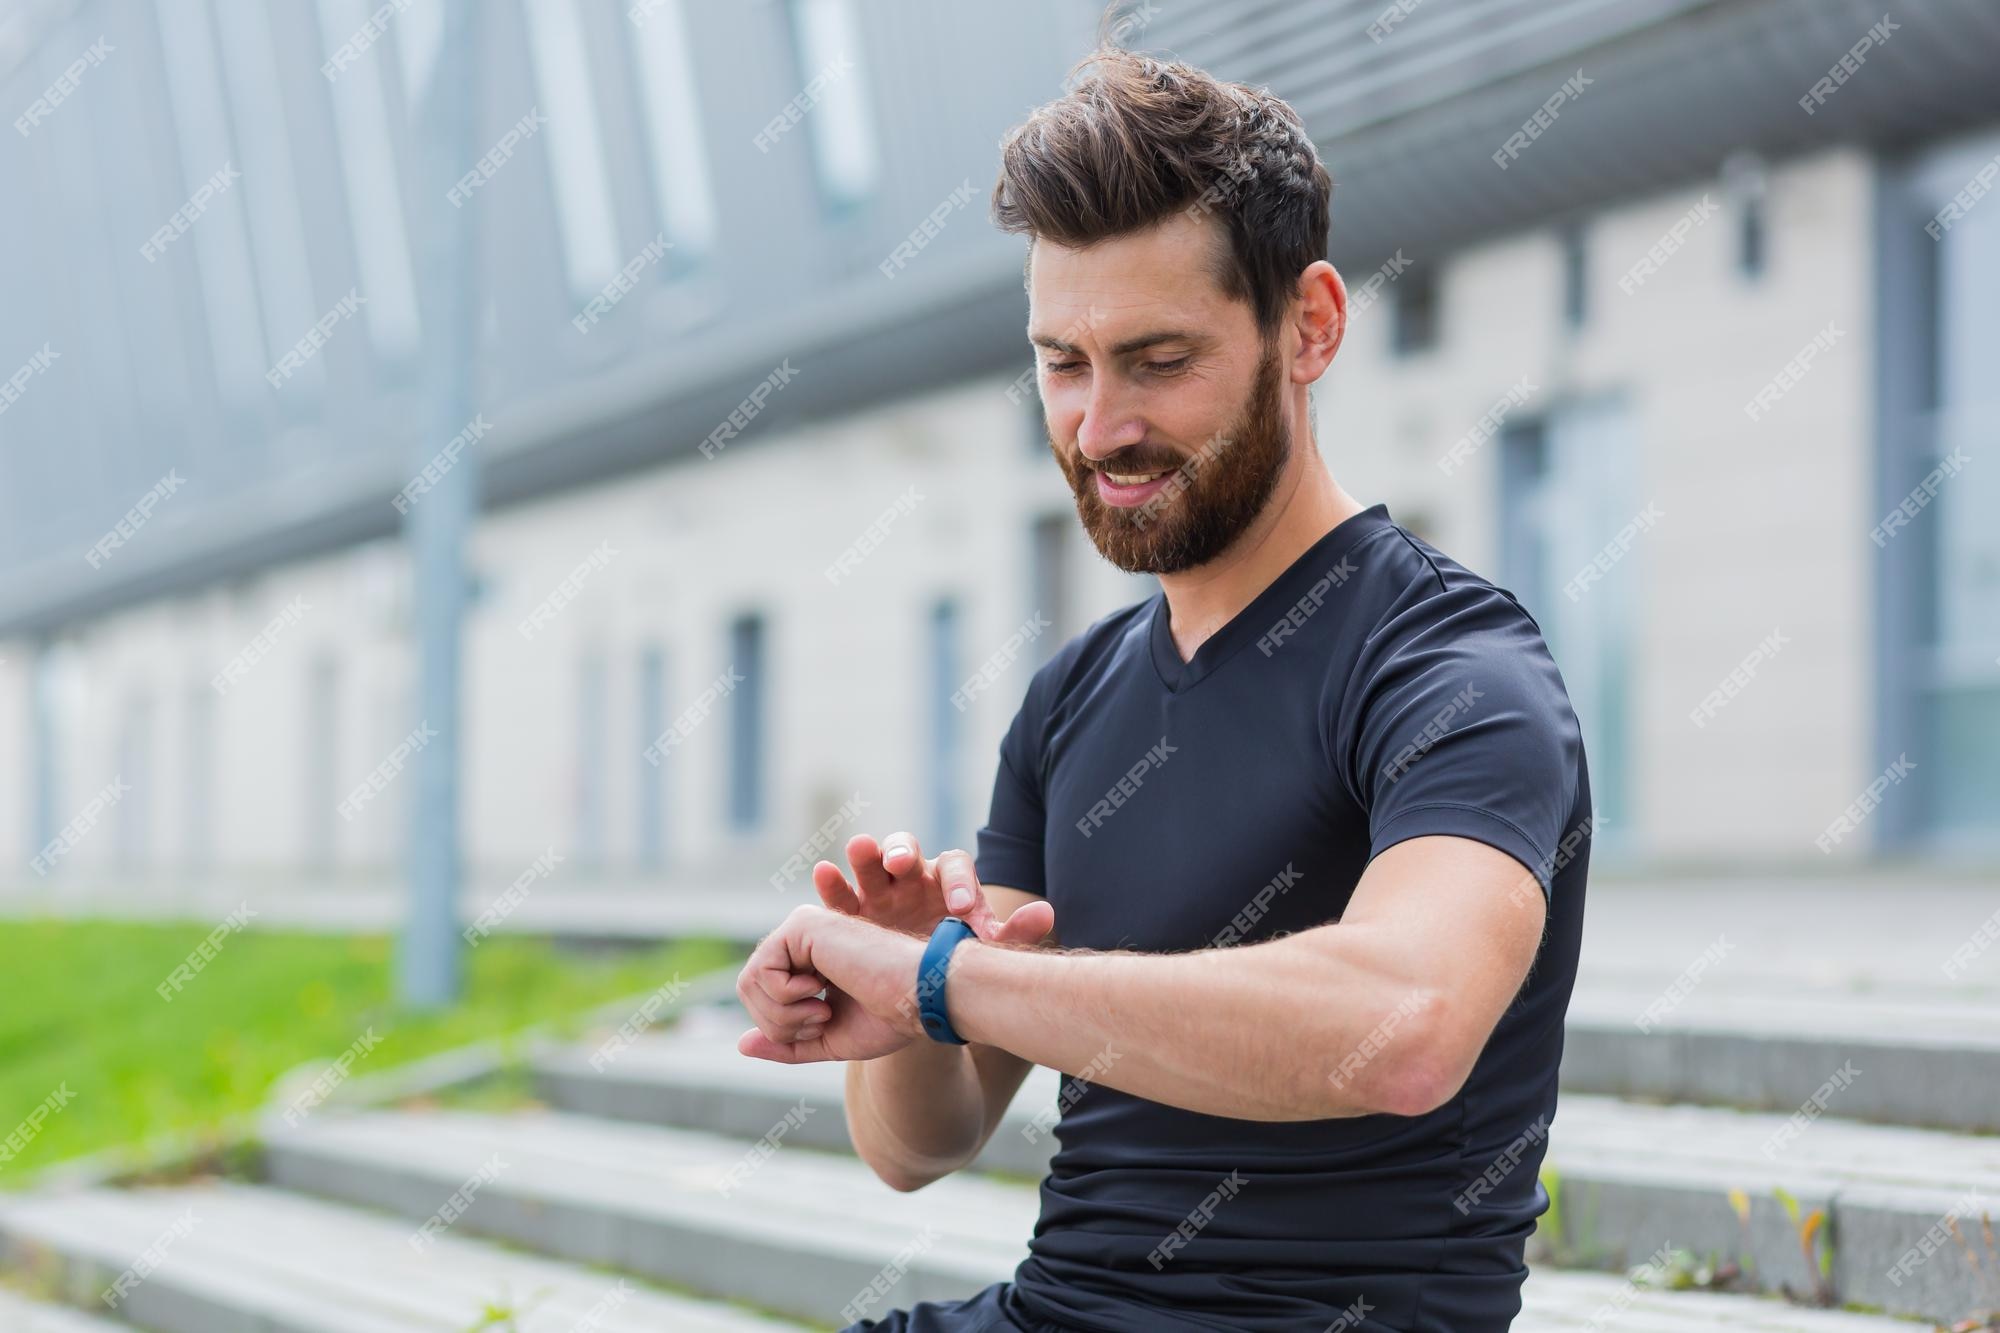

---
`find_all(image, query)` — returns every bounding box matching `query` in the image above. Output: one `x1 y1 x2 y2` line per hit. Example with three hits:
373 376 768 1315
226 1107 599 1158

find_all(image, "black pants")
839 1279 1072 1333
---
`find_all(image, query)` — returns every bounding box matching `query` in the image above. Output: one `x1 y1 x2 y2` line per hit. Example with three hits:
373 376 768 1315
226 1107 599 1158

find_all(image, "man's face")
1028 214 1292 575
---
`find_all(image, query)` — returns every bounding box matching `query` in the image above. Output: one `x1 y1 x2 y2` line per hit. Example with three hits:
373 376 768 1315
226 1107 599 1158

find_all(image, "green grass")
0 919 740 1184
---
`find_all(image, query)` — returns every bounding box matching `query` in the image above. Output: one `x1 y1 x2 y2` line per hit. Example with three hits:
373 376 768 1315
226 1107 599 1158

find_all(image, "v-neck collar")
1147 503 1395 693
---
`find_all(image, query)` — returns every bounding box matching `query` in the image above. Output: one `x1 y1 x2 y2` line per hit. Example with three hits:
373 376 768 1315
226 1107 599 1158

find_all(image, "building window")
629 0 717 262
783 0 880 211
184 682 214 871
575 648 608 873
727 613 766 830
305 650 340 873
1882 129 2000 847
1029 513 1070 664
213 0 327 391
1390 267 1438 355
152 0 268 402
636 643 667 869
1723 152 1768 280
1738 195 1766 279
1559 222 1587 329
520 0 624 298
314 0 422 361
117 694 154 871
396 0 443 109
1021 378 1048 452
929 599 961 847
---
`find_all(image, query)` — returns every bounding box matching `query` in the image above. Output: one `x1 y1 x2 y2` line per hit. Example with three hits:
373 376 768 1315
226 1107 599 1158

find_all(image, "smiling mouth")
1093 467 1181 509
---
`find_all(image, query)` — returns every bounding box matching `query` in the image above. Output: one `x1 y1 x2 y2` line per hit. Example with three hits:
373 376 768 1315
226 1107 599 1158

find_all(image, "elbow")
1325 986 1471 1119
854 1133 976 1194
855 1138 959 1193
1371 1048 1468 1119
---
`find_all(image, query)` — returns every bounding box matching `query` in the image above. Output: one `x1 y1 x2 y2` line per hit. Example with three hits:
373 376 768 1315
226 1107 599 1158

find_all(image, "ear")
1294 260 1346 382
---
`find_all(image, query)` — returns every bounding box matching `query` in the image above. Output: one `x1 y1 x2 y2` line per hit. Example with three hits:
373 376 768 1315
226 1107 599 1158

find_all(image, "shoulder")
1351 526 1565 701
1333 525 1583 804
1017 592 1156 723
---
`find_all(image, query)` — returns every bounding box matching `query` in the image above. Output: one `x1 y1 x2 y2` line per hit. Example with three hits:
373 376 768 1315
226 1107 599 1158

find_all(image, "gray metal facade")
4 0 1998 641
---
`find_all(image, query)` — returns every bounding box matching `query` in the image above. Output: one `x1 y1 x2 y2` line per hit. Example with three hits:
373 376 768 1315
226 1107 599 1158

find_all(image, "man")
736 43 1589 1333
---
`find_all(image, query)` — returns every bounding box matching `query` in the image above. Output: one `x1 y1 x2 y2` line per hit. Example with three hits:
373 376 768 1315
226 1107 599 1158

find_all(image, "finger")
880 831 924 885
846 833 894 900
813 860 862 915
993 898 1057 945
767 966 829 1003
738 1026 832 1064
737 986 833 1039
743 952 829 1007
935 850 1002 937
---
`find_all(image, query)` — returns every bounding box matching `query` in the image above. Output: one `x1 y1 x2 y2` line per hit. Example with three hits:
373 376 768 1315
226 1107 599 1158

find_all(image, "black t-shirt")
974 503 1591 1333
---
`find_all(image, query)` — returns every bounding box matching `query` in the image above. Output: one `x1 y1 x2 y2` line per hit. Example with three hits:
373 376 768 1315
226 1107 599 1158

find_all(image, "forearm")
946 927 1440 1122
845 1039 985 1189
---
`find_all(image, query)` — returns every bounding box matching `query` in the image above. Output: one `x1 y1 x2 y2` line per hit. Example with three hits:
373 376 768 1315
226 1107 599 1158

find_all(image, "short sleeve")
974 675 1049 896
1346 589 1582 901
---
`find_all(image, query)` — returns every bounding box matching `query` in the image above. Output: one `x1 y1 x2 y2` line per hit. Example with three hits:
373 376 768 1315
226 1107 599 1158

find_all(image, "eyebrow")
1027 328 1209 356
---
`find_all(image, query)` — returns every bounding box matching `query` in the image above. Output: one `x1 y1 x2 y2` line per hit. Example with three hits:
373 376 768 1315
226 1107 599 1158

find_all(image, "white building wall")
0 369 1144 884
0 147 1885 876
1323 145 1877 861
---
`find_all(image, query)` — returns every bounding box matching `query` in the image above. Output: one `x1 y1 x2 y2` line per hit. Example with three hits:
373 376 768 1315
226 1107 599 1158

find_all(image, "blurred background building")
0 0 1994 900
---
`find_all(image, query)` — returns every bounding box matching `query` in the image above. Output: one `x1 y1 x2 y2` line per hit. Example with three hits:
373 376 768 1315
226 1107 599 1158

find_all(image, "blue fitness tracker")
918 916 976 1044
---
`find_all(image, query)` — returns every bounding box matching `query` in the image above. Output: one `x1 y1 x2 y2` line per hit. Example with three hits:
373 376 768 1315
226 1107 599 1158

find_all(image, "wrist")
932 931 993 1046
915 917 978 1045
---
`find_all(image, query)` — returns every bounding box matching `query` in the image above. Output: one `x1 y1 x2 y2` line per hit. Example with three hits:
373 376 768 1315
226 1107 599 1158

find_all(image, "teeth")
1105 470 1168 485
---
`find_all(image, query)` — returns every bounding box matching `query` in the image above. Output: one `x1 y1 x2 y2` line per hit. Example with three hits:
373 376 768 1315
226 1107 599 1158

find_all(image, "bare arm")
845 883 1054 1191
939 837 1547 1121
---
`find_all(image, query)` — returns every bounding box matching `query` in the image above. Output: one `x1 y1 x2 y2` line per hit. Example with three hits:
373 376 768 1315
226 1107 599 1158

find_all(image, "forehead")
1025 211 1246 348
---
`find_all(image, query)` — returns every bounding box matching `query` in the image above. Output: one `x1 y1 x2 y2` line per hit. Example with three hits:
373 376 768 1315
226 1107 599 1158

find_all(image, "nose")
1073 376 1146 464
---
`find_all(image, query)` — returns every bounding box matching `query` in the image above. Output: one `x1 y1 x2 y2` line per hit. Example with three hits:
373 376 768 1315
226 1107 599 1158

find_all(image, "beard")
1047 337 1290 575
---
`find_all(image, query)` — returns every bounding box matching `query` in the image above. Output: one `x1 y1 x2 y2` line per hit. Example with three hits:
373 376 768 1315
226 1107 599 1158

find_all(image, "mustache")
1087 450 1189 474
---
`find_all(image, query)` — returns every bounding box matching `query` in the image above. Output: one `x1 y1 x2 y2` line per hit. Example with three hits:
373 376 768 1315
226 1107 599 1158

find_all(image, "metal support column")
401 0 481 1007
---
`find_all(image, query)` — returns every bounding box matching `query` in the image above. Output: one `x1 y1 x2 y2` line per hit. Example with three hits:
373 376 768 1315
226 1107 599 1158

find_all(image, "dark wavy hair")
990 36 1332 343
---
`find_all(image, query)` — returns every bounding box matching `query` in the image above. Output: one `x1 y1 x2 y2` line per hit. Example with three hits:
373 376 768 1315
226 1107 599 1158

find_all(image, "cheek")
1042 392 1087 442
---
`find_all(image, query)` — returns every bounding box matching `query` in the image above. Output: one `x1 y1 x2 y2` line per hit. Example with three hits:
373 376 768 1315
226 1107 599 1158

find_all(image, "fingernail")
798 1025 823 1040
948 887 972 910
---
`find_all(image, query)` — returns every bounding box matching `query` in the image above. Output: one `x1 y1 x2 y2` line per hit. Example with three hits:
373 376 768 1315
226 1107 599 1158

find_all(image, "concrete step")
1511 1271 1929 1330
0 1179 809 1332
536 1006 1065 1179
1563 981 2000 1132
1541 1094 2000 1322
264 1106 1035 1323
0 1289 125 1331
578 986 2000 1144
263 1103 1935 1331
530 1019 2000 1325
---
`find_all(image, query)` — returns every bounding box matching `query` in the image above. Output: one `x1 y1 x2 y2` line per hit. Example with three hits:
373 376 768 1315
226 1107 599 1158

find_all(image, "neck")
1156 446 1365 663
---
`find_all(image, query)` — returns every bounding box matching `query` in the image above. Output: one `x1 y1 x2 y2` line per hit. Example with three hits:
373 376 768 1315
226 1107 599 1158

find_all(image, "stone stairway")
0 981 1989 1330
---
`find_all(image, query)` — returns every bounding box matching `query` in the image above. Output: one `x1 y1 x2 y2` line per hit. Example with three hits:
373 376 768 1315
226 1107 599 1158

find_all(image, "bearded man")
736 42 1591 1333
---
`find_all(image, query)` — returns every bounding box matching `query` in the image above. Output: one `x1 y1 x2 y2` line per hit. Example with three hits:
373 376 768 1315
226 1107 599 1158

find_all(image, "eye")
1043 359 1085 376
1146 356 1191 375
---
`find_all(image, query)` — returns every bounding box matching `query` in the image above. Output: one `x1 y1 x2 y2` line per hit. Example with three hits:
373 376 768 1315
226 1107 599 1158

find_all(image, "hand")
816 835 1055 946
736 904 930 1064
